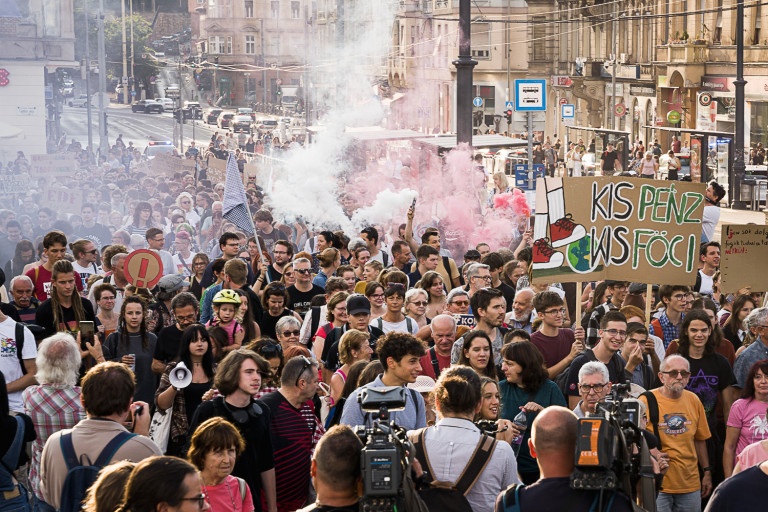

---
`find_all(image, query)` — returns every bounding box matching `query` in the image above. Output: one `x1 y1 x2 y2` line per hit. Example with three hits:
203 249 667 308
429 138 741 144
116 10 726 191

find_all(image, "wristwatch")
702 466 712 472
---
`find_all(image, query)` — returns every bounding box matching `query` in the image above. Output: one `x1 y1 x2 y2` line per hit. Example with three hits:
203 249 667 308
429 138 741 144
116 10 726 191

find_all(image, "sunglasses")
409 301 428 307
259 343 283 356
387 282 405 289
294 355 314 387
85 249 99 255
295 268 311 275
281 330 300 337
222 400 263 424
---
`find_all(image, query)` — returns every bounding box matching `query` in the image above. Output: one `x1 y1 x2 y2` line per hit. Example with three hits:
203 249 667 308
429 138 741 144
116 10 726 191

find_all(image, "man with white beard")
505 288 534 334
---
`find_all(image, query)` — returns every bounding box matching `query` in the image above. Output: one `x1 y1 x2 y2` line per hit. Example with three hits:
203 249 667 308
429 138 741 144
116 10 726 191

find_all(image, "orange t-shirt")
640 389 711 493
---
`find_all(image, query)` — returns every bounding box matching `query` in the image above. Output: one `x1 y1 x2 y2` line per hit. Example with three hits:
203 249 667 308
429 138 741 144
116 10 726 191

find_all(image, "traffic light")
214 57 219 68
277 85 282 97
505 108 513 124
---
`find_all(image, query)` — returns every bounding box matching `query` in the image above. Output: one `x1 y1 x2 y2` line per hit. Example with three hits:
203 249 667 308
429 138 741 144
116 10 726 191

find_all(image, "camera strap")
640 391 661 441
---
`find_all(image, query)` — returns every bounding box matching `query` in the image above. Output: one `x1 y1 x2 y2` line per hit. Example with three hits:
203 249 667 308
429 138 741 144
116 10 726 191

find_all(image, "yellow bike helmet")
212 289 242 305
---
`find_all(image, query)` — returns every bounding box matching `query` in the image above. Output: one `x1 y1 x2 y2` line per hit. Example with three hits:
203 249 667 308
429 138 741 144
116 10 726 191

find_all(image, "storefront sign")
667 110 681 124
606 83 624 97
701 76 730 92
551 75 573 87
531 177 706 286
629 84 656 97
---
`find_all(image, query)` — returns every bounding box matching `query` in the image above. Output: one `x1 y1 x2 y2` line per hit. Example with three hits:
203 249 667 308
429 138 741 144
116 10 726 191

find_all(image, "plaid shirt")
585 301 618 348
22 385 85 499
649 311 684 349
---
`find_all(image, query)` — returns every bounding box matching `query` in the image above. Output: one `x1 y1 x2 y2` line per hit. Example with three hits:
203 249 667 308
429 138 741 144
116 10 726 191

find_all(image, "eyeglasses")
543 308 567 315
294 355 314 387
370 293 385 299
295 268 311 275
451 300 470 307
273 250 289 255
671 294 688 301
662 370 691 379
85 249 99 255
222 401 264 424
472 275 492 282
281 329 300 338
410 301 428 307
579 383 606 394
175 313 198 322
601 329 627 338
180 494 207 508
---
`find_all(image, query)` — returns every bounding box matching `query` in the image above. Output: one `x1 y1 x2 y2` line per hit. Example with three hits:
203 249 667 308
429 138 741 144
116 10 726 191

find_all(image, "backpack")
59 431 137 512
428 347 441 378
650 318 665 346
14 322 29 376
553 361 574 397
374 316 415 334
409 428 497 512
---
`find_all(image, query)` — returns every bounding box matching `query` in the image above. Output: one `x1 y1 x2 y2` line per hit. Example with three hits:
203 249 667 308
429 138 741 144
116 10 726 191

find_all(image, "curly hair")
501 341 548 392
376 332 426 368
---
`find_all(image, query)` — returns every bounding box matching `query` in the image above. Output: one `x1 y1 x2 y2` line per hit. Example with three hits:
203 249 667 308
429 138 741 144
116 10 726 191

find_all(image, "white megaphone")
169 362 192 389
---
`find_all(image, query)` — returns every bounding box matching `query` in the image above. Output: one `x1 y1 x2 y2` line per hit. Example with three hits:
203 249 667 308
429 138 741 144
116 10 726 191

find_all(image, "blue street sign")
514 79 547 111
505 101 514 110
473 97 483 108
514 164 546 190
131 90 137 96
561 104 575 118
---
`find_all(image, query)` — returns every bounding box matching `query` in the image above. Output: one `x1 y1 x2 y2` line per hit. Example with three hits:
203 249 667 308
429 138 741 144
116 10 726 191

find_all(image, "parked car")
183 101 203 119
69 95 89 107
132 99 163 113
232 115 252 133
237 107 256 121
157 98 174 111
217 111 235 129
205 108 223 124
253 118 278 134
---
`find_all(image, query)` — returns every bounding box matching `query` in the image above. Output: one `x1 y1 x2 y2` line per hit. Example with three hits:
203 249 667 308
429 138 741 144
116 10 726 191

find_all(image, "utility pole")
454 0 478 146
98 0 108 155
304 4 310 127
610 2 617 131
130 0 135 104
506 0 510 109
84 0 93 154
733 0 746 206
179 51 184 153
121 0 128 103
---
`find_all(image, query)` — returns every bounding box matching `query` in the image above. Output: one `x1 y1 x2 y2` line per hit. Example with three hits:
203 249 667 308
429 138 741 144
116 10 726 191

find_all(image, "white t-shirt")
0 317 37 412
172 252 195 277
371 316 419 335
701 205 720 242
71 261 102 292
698 270 714 296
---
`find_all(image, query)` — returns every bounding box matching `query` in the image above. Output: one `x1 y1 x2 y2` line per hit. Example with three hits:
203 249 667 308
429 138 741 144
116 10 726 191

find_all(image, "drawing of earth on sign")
566 235 600 273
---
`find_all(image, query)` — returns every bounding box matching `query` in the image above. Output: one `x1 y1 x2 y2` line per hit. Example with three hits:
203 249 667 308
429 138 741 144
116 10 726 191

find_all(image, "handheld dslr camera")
571 384 657 512
354 386 414 512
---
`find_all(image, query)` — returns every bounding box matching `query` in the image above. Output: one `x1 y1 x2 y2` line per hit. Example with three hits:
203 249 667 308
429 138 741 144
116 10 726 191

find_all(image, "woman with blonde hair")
83 461 136 512
487 171 512 209
330 329 373 405
417 271 447 320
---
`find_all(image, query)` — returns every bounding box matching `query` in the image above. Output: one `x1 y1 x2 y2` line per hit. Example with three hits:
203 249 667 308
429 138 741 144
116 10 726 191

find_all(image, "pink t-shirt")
736 440 768 471
204 475 254 512
727 398 768 457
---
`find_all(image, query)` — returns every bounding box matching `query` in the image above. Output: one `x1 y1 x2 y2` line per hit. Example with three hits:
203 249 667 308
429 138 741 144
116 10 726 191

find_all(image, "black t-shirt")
704 465 768 511
154 324 185 363
35 298 97 338
287 284 324 316
297 504 359 512
73 223 113 250
259 309 295 339
257 227 283 255
565 349 627 396
683 353 735 430
601 150 619 170
494 477 634 512
187 397 274 512
323 325 384 371
494 282 516 312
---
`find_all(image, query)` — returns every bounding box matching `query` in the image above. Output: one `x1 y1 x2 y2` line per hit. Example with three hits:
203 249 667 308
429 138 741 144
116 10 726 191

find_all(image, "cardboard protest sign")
206 157 227 184
29 154 78 178
151 154 196 176
40 186 83 214
720 224 768 293
124 250 163 289
0 176 27 194
531 177 706 286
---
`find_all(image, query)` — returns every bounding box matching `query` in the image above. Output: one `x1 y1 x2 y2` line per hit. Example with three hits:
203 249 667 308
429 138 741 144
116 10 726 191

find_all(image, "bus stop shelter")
565 126 632 173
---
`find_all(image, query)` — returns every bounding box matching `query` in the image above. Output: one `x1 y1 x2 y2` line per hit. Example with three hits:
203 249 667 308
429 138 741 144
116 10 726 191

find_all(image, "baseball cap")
346 294 371 316
157 274 187 293
629 282 659 295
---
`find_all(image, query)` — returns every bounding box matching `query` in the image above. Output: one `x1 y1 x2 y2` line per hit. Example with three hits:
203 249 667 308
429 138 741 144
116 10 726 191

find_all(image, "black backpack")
409 428 497 512
59 431 136 512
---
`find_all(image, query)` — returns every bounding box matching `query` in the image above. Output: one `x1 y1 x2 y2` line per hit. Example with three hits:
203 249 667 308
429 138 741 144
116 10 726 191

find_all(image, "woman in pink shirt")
724 359 768 477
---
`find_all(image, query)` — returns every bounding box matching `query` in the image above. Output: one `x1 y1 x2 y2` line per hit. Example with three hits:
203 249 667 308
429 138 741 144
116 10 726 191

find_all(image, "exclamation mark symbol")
136 258 149 288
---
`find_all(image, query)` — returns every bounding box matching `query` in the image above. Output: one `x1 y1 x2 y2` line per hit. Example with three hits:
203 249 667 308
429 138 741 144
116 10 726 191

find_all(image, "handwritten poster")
531 177 706 286
721 224 768 293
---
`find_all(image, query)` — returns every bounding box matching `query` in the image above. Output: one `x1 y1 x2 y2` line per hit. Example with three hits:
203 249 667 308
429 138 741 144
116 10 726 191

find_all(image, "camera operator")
573 361 611 418
297 425 362 512
412 366 520 512
494 406 634 512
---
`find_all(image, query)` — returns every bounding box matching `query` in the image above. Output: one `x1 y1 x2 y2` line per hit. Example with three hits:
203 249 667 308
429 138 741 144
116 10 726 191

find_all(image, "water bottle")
510 407 528 455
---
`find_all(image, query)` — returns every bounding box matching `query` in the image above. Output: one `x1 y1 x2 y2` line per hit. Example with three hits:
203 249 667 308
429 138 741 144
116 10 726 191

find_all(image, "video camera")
571 383 657 512
354 386 415 512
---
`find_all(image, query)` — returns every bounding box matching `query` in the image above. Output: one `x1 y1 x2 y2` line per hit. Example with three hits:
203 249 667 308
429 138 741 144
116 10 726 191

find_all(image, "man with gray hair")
506 288 534 333
261 355 322 512
573 361 611 418
9 275 40 325
466 263 492 298
734 307 768 389
640 355 712 511
418 314 457 379
288 257 324 315
446 288 470 316
22 333 86 510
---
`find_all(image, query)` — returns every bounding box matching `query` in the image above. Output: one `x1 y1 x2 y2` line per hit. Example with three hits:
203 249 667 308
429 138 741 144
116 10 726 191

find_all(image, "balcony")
660 42 708 64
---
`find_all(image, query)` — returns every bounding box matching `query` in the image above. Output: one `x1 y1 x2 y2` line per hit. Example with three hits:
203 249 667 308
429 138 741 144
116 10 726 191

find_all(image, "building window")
532 16 546 61
245 0 254 17
470 22 491 60
291 1 301 19
245 35 256 54
208 0 232 18
209 36 232 54
271 1 279 18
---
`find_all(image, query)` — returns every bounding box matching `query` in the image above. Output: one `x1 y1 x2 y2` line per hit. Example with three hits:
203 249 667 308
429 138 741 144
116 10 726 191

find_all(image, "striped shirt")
22 384 85 500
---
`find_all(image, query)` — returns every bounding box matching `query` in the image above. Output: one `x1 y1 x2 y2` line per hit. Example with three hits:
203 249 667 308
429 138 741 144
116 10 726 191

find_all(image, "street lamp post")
733 0 746 207
453 0 477 146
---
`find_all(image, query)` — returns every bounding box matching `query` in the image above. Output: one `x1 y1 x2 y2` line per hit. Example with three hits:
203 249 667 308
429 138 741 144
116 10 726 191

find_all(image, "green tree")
104 14 160 91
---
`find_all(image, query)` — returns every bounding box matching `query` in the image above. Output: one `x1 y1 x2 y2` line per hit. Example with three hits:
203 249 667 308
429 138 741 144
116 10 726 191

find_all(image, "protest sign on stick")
720 224 768 293
41 186 83 214
531 177 706 286
29 154 78 178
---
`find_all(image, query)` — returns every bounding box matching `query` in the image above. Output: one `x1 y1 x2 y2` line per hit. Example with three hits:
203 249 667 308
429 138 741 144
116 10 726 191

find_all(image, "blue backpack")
58 431 136 512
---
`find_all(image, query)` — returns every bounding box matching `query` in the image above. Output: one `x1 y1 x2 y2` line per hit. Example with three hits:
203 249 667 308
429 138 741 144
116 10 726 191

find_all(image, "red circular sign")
559 98 568 105
124 250 163 289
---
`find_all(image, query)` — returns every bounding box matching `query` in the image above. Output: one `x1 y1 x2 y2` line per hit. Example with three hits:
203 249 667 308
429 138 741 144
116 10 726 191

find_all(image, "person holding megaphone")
155 324 217 456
